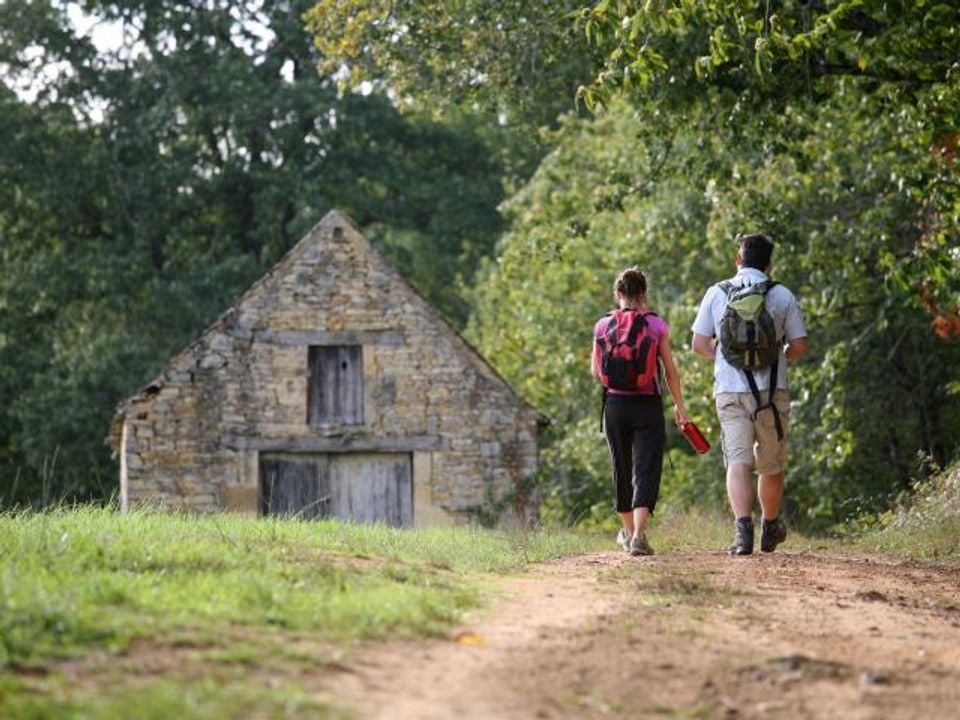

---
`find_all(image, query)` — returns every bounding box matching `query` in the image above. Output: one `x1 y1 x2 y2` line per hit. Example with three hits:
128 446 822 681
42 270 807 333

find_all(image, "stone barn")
110 210 541 527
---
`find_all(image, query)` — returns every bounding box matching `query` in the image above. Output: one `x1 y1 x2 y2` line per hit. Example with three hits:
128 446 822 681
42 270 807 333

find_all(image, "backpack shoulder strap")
625 311 648 346
604 312 619 346
718 281 737 298
595 312 615 348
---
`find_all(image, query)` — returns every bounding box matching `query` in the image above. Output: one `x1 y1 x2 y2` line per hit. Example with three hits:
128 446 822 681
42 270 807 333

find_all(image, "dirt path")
330 550 960 720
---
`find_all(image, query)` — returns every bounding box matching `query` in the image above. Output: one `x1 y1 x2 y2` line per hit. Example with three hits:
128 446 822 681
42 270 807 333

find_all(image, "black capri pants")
604 393 666 513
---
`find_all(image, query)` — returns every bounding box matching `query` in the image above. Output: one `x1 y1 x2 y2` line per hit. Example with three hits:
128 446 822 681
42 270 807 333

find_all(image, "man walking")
691 234 807 555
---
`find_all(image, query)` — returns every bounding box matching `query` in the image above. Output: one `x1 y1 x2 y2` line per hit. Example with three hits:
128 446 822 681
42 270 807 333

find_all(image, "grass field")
0 508 607 719
2 490 956 719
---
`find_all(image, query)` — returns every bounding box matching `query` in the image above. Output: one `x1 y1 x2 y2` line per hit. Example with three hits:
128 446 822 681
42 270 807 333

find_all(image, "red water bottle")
681 421 711 454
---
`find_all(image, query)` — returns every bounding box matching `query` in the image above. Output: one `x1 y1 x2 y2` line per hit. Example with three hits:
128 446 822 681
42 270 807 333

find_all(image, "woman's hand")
674 406 689 428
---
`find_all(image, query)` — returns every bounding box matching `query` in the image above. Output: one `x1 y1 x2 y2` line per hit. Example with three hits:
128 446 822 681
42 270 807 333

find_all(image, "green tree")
467 102 728 525
577 0 960 100
469 92 960 527
0 0 504 503
576 0 960 323
305 0 597 180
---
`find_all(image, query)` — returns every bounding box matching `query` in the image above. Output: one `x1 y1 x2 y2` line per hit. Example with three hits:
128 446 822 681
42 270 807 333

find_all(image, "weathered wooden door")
259 455 331 519
326 454 413 527
307 346 363 426
260 453 413 527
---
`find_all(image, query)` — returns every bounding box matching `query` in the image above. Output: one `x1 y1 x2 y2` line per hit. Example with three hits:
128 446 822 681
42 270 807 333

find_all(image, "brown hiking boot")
760 517 788 553
728 518 754 556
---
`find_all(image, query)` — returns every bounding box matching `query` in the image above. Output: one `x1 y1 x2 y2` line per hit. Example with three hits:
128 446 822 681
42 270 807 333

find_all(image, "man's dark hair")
738 233 774 270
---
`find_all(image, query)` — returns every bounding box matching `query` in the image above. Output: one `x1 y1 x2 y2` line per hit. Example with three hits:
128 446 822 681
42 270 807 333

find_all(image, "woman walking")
592 267 688 556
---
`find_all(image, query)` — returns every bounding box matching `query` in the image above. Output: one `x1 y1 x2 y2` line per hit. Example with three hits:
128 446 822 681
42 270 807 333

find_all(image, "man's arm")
691 333 716 360
690 286 717 360
781 289 808 362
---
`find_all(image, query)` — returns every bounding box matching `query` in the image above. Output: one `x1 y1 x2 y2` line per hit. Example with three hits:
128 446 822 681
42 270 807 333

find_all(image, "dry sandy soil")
332 549 960 720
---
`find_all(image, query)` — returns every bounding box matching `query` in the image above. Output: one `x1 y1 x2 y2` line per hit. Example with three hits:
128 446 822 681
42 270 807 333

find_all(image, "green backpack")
718 280 785 440
719 280 779 371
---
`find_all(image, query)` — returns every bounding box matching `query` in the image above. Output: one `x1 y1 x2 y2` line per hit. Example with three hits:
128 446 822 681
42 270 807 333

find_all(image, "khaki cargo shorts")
715 390 790 475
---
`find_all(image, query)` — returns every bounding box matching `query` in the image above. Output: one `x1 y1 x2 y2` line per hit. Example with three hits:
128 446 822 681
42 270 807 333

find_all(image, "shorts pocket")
773 391 791 417
715 393 739 414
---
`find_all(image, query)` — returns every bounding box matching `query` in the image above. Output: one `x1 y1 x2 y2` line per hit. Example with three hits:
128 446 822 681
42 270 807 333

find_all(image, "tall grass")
0 507 607 670
854 463 960 560
0 678 339 720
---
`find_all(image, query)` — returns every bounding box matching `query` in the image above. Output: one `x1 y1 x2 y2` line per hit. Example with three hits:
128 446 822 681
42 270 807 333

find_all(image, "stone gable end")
114 210 540 526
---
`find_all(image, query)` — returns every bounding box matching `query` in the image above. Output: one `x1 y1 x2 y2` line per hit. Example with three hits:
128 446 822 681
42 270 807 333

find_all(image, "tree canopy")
462 0 960 524
305 0 596 180
2 0 957 525
0 0 505 503
575 0 960 318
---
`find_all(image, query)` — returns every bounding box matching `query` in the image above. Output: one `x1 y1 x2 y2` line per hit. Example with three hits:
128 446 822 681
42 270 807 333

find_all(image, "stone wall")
116 211 540 525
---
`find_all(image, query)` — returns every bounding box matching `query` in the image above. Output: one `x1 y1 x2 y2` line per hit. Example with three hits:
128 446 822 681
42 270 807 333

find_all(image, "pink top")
592 311 670 395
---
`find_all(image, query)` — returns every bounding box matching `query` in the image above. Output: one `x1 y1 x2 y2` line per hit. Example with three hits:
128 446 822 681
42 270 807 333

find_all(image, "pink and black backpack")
596 309 660 392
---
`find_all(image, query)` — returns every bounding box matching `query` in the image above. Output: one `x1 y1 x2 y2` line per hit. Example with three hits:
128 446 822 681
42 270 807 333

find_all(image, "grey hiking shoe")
616 528 631 552
629 533 654 557
728 518 754 556
760 517 788 553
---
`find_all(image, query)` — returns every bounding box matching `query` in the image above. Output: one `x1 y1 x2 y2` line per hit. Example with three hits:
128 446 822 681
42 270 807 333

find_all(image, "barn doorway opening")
259 452 413 527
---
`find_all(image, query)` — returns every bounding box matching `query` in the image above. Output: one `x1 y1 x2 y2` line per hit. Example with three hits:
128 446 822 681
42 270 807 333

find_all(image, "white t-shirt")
692 268 807 395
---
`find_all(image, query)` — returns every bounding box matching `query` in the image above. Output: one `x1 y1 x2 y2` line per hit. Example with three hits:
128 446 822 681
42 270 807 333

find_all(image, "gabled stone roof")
109 209 543 449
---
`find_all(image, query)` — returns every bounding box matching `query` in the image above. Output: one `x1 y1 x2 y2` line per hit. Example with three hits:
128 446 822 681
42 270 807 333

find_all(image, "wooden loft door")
307 345 363 426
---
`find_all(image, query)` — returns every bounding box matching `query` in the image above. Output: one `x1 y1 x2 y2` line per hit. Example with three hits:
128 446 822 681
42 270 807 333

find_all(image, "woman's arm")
659 331 689 427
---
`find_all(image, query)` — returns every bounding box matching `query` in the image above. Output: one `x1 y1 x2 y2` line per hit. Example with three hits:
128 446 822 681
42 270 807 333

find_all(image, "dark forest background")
2 0 958 528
